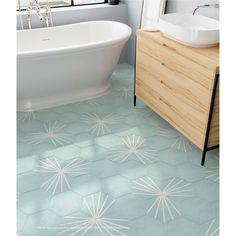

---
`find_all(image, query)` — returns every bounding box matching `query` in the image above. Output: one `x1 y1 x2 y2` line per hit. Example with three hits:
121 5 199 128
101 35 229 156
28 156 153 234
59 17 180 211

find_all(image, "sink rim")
158 13 219 47
159 13 219 32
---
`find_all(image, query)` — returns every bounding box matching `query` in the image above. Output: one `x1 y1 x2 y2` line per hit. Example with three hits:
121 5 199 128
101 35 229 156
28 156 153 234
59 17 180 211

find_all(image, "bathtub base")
17 83 111 112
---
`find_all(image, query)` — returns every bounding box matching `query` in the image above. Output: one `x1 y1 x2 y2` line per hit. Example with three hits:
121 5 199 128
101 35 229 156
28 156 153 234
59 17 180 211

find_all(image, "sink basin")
158 13 219 48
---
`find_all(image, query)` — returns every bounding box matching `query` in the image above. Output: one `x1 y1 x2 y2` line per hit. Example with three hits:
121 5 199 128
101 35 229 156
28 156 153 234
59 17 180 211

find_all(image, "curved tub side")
17 41 126 111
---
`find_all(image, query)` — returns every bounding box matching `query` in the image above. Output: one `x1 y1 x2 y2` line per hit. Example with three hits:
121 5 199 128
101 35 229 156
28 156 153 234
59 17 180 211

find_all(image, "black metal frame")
201 74 219 166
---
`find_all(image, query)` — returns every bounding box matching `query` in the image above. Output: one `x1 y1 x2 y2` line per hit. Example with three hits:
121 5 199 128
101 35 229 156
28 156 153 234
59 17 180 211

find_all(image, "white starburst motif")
24 121 71 146
36 157 90 195
155 126 193 152
109 135 159 164
80 113 122 136
205 167 219 182
58 192 129 236
204 219 219 236
116 87 133 99
171 135 193 152
17 111 36 122
133 177 192 223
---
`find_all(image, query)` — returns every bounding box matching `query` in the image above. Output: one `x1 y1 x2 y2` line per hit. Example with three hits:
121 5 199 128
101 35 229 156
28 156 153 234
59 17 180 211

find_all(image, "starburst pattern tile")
133 177 192 223
58 192 129 236
17 63 219 235
108 134 159 164
36 157 90 195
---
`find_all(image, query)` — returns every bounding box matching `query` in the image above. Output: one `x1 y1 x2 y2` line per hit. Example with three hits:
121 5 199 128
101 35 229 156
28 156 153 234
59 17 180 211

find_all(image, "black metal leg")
201 74 219 166
133 32 137 107
201 149 207 166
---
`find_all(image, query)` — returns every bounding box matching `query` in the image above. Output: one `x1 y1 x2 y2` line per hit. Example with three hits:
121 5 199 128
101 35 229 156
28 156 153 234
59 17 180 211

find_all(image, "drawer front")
135 48 211 149
137 33 215 91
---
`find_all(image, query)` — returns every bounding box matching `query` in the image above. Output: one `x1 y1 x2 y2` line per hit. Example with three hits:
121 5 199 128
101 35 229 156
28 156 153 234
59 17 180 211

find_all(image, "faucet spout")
192 3 219 15
25 0 53 29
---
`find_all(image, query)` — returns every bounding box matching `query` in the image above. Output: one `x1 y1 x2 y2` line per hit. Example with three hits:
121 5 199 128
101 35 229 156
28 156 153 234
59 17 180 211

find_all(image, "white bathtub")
17 21 131 111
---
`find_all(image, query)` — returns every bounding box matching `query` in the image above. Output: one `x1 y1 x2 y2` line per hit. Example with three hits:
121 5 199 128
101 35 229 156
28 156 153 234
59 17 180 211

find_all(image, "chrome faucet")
26 0 53 29
192 3 219 15
28 0 44 20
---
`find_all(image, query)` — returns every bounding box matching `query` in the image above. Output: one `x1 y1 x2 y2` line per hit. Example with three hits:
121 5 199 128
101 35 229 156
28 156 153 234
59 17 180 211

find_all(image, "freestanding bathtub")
17 21 131 111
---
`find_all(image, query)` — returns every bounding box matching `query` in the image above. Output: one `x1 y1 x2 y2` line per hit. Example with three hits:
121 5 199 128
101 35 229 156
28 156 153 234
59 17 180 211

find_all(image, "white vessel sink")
158 13 219 48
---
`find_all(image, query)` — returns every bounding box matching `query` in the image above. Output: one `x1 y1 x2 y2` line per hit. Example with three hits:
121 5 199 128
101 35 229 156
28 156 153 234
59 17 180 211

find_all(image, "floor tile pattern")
17 63 219 236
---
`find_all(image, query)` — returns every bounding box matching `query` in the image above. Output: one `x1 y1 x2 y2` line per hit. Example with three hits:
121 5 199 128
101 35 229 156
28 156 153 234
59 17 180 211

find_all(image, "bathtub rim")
17 20 132 58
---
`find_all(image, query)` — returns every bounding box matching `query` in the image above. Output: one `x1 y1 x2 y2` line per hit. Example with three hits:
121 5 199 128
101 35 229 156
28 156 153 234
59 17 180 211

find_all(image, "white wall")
123 0 219 65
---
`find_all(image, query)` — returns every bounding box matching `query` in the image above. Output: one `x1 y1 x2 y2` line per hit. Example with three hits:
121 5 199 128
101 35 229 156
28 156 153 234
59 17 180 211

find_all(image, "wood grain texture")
137 30 219 75
135 30 219 150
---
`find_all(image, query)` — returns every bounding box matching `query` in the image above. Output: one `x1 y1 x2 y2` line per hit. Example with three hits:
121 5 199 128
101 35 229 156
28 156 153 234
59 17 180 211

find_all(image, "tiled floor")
17 63 219 236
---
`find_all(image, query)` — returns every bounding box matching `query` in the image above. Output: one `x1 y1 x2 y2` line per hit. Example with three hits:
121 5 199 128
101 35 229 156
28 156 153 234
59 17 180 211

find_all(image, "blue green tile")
176 163 205 182
79 145 108 161
74 132 96 147
23 210 61 236
94 133 123 148
53 144 81 161
111 194 146 220
51 104 75 114
200 218 219 236
17 210 28 232
158 148 189 165
147 162 177 181
164 218 200 236
50 191 82 216
17 63 219 235
90 159 118 178
64 121 89 135
18 189 51 214
57 112 80 124
17 156 37 174
33 109 58 122
194 179 219 202
17 172 42 193
102 175 132 198
115 124 162 138
119 160 147 180
17 142 33 158
71 175 102 196
176 197 217 224
130 215 165 236
17 232 29 236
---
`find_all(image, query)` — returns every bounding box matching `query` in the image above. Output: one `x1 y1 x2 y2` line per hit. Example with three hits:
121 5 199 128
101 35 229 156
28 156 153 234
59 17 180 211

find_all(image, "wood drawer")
135 49 212 149
135 30 219 154
136 48 212 112
135 50 217 149
136 81 206 149
137 32 215 91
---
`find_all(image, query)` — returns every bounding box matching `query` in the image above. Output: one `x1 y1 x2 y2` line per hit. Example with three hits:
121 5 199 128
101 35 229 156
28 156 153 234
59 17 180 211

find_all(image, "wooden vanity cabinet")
135 30 219 164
